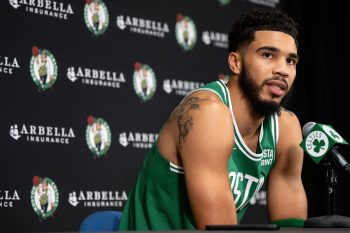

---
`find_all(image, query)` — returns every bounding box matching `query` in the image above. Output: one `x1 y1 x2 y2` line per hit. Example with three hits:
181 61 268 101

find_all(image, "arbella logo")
202 31 228 48
86 116 112 158
84 0 109 36
30 46 58 92
10 124 75 144
163 79 204 96
9 0 74 20
116 15 170 38
31 176 59 220
0 55 20 75
119 131 158 149
133 62 157 102
69 190 127 208
67 66 126 88
175 14 197 51
0 190 20 208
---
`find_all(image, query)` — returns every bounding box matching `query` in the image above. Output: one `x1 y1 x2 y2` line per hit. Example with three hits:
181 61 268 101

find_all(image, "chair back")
80 210 122 232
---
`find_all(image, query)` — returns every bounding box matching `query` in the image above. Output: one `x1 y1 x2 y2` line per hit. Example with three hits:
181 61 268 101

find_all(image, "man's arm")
170 93 237 229
267 109 307 223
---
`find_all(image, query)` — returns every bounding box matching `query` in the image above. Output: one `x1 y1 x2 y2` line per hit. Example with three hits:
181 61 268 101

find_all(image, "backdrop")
1 0 349 232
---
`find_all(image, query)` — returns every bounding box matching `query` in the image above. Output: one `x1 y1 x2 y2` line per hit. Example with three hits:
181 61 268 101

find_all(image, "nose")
272 59 289 79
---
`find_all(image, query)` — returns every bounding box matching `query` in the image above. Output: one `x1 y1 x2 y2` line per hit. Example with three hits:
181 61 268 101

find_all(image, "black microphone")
301 122 350 174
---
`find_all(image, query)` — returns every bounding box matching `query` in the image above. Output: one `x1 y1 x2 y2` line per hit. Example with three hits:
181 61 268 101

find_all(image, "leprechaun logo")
30 46 58 92
84 0 109 36
86 115 111 158
31 176 59 220
133 62 157 102
175 14 197 51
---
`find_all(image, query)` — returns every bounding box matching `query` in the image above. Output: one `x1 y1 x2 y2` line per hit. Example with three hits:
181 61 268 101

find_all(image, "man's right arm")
169 93 237 229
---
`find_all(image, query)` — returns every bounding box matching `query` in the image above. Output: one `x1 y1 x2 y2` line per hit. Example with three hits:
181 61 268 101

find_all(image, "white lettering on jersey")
229 171 265 210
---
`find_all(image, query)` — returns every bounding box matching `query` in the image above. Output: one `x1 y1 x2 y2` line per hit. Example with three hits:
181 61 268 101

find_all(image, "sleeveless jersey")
119 80 279 230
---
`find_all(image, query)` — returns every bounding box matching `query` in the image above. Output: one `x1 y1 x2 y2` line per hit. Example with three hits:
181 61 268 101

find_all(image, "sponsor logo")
86 116 112 158
119 131 158 149
9 0 74 20
30 46 58 92
175 14 197 51
67 66 126 89
116 15 170 38
133 62 156 102
68 190 127 208
163 79 204 96
202 31 228 48
0 55 20 75
31 176 59 220
249 190 266 206
10 124 75 144
0 190 20 208
247 0 279 8
84 0 109 36
217 0 231 5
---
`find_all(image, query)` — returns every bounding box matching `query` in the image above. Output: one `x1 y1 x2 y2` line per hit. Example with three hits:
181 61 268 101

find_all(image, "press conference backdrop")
3 0 350 232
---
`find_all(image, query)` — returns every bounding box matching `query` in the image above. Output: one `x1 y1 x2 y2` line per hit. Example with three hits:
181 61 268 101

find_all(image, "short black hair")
228 9 299 52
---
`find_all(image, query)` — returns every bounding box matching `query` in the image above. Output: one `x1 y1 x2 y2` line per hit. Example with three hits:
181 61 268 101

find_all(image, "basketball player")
119 9 307 230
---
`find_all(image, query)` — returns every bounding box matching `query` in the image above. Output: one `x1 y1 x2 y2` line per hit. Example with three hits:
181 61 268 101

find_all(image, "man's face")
238 31 298 117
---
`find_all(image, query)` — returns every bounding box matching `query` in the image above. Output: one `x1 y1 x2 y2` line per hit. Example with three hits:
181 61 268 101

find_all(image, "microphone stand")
304 157 350 227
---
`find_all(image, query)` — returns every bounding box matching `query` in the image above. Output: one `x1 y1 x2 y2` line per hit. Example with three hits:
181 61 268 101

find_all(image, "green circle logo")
133 62 157 102
31 176 59 220
175 14 197 51
30 47 58 91
86 116 112 158
84 0 109 36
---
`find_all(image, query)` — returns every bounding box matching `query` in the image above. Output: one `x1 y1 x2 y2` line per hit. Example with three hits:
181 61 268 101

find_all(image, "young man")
119 9 307 230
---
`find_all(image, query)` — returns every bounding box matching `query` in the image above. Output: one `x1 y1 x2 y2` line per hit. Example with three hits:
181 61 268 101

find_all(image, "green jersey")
119 80 278 230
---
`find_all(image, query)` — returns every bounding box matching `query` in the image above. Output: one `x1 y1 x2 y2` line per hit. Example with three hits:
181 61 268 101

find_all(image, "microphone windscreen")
302 122 316 137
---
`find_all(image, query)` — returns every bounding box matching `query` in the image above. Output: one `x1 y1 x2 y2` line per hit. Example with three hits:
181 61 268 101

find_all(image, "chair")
80 210 122 232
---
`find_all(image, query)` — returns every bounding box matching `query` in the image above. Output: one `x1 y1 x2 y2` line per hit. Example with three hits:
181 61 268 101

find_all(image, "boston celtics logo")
84 0 109 36
175 14 197 51
86 115 111 158
133 62 157 102
31 176 59 220
30 46 58 91
305 131 329 158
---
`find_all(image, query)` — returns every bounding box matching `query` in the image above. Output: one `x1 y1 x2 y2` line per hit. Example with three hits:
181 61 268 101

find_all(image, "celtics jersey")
119 80 279 230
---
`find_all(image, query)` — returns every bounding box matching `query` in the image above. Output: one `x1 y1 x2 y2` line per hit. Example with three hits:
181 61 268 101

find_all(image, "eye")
286 58 297 65
262 52 273 58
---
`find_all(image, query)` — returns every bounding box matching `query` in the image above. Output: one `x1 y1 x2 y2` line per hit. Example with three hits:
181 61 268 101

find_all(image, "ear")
228 52 241 75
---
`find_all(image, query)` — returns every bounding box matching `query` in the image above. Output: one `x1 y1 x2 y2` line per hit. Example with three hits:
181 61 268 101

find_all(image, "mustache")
261 76 289 90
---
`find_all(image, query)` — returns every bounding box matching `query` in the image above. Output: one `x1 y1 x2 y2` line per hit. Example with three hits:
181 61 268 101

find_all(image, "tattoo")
168 96 208 149
280 107 295 117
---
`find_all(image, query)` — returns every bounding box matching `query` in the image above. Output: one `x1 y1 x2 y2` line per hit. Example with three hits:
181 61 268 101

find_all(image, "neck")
227 78 265 138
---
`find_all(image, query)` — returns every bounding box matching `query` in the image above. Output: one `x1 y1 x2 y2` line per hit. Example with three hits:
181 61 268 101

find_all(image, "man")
119 8 307 230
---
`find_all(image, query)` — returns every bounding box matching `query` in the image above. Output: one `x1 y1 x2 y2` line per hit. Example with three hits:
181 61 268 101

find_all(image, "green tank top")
119 80 278 230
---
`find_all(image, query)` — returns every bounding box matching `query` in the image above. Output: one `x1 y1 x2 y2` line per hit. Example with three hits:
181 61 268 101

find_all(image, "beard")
238 64 293 118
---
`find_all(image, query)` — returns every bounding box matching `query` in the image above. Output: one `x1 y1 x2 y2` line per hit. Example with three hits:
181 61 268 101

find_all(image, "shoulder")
276 108 302 151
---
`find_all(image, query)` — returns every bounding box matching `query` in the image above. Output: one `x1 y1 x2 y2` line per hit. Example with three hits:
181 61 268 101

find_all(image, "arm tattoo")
168 96 208 149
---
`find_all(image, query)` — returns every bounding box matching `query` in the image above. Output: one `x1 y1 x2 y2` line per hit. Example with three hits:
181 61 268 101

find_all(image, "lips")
265 80 287 97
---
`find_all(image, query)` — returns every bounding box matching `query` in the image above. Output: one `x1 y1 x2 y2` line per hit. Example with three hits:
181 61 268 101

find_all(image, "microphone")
300 122 350 174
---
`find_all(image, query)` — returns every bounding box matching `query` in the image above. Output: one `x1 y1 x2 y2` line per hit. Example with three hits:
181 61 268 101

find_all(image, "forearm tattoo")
168 96 208 149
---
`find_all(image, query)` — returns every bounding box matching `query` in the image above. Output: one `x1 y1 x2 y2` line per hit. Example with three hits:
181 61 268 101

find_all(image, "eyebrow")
257 46 299 60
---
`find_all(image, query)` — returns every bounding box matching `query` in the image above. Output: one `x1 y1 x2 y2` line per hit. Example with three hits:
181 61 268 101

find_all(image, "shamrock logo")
313 139 325 153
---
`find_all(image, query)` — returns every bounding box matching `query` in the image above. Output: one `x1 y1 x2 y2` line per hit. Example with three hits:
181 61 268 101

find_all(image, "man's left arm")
267 109 308 227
